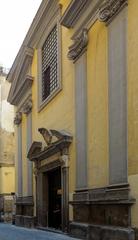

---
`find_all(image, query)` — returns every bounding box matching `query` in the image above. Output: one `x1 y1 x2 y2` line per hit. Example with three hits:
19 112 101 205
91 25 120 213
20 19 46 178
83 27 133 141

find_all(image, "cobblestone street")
0 224 78 240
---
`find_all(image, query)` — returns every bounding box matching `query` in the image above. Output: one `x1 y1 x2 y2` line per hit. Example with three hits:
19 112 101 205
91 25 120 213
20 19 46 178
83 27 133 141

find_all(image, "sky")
0 0 42 69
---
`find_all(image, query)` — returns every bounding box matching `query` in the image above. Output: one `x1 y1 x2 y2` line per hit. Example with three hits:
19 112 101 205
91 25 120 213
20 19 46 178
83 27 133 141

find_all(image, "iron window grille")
42 25 58 101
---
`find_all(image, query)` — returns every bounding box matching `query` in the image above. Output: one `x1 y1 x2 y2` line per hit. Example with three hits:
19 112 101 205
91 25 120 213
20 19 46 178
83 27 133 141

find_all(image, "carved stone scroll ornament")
38 128 52 146
22 99 33 114
38 128 72 147
98 0 127 23
68 28 88 61
14 112 22 125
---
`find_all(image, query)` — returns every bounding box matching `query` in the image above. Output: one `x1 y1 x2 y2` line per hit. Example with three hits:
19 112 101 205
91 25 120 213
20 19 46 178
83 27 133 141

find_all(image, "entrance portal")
27 129 72 232
48 167 61 230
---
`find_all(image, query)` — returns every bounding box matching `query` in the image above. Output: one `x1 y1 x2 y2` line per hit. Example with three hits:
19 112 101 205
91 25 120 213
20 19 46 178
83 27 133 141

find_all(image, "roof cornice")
7 46 33 83
7 0 61 106
7 0 60 84
7 46 34 105
9 75 33 105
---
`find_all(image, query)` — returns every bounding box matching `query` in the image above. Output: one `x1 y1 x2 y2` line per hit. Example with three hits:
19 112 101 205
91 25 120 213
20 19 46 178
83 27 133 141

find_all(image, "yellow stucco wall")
87 21 109 189
30 15 109 218
129 174 138 227
0 167 15 194
31 24 76 219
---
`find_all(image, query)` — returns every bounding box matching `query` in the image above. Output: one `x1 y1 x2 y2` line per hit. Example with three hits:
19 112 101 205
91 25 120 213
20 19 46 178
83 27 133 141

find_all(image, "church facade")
7 0 138 239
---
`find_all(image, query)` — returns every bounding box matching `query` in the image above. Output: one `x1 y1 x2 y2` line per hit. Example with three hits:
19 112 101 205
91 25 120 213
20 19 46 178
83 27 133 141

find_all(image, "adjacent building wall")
0 66 15 222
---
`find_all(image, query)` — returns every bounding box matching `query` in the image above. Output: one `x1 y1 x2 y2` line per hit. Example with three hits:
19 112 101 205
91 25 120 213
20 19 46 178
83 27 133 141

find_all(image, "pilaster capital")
22 99 33 115
98 0 127 23
61 154 69 168
68 28 88 62
14 112 22 125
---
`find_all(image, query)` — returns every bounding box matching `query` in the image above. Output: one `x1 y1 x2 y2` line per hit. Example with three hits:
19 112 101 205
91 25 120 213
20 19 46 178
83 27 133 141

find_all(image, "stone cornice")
14 112 22 125
7 0 60 84
28 138 72 162
27 141 42 160
10 75 33 106
7 0 61 107
16 196 34 206
7 46 33 84
98 0 128 23
22 98 33 115
7 46 34 106
71 184 135 205
60 0 90 28
68 28 88 61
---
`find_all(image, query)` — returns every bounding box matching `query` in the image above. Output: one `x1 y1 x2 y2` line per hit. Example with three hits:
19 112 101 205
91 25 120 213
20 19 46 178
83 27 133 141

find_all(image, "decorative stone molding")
61 155 69 168
60 0 89 28
10 75 33 106
98 0 127 23
38 128 72 147
27 129 72 162
68 29 88 61
16 196 34 206
22 99 33 115
27 141 42 161
14 112 22 125
38 128 52 146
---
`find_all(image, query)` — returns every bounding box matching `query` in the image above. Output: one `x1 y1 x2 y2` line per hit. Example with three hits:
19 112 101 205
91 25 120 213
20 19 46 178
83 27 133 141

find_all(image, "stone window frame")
37 16 62 112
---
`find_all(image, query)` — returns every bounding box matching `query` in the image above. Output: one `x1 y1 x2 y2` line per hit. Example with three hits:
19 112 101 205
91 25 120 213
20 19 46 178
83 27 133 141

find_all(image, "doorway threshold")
36 226 67 235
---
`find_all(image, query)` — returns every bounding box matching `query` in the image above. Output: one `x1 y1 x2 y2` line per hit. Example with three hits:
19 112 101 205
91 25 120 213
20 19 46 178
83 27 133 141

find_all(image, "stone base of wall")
15 215 36 228
134 228 138 240
0 194 14 223
70 222 135 240
15 196 35 228
70 184 136 240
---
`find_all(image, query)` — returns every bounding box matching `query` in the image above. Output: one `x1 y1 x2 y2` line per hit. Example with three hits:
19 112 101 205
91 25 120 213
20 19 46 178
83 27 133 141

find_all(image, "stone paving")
0 223 79 240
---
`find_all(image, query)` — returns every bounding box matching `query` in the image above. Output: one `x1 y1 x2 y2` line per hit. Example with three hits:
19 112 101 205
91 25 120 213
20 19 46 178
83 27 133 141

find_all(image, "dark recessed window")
42 25 58 101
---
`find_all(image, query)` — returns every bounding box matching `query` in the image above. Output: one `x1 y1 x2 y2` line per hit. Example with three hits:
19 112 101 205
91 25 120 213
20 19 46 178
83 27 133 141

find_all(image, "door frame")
27 130 72 232
36 158 69 232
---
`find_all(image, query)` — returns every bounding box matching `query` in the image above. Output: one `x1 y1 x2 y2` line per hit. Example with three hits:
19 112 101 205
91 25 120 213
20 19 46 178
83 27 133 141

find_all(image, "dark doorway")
48 167 62 230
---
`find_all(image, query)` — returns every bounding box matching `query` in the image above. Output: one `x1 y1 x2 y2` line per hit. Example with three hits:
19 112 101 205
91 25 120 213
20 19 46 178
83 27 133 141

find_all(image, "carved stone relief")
22 98 33 115
98 0 127 23
68 28 88 61
14 112 22 125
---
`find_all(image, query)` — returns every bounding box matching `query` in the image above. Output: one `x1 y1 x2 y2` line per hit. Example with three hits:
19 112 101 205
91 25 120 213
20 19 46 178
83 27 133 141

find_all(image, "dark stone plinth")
15 215 24 226
135 228 138 240
15 215 36 228
89 225 135 240
73 204 130 227
70 222 135 240
70 185 135 239
70 222 89 240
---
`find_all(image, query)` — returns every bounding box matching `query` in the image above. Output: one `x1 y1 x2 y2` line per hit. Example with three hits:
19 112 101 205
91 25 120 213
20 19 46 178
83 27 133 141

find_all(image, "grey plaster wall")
108 8 127 184
75 53 87 189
